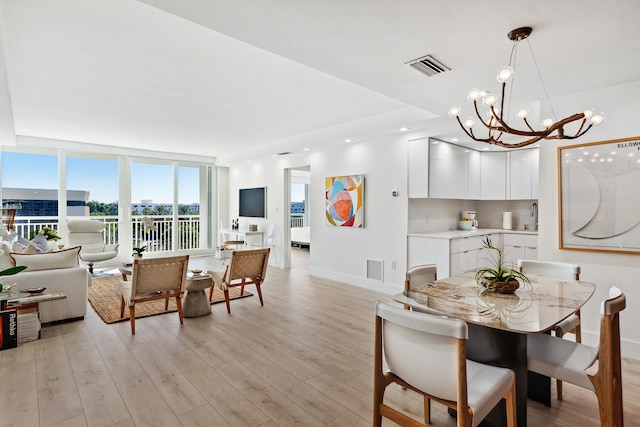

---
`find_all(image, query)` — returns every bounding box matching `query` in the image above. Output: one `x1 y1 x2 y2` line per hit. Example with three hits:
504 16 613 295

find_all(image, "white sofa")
2 246 92 323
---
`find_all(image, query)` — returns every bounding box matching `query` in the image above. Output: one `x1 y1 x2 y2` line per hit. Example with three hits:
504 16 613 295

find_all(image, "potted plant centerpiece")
475 237 530 294
132 243 147 259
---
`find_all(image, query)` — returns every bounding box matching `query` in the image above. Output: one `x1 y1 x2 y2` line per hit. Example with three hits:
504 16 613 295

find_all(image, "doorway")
285 166 310 268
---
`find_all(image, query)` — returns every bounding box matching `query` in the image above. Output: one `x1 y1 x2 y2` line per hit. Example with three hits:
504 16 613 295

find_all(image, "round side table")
183 274 212 317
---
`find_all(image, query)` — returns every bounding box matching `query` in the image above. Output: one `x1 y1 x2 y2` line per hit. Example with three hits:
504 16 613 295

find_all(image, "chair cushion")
10 246 81 271
80 251 118 263
466 360 515 426
527 333 598 391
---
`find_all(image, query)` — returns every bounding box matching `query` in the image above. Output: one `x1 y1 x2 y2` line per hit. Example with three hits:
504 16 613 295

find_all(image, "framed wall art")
558 136 640 254
325 174 364 227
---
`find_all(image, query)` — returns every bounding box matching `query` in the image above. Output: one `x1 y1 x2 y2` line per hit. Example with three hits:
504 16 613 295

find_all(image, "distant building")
291 201 305 213
2 187 89 216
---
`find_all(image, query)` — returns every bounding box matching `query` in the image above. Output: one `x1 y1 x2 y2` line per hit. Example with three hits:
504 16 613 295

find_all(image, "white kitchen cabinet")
450 234 494 277
429 140 470 199
468 150 481 199
407 138 429 198
407 236 452 277
480 152 507 200
408 232 533 280
502 233 538 266
509 148 539 200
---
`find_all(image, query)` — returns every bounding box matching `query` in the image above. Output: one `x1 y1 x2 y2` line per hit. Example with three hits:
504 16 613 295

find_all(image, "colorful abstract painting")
325 175 364 227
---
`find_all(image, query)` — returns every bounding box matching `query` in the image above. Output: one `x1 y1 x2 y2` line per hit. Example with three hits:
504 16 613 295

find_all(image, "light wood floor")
1 249 638 427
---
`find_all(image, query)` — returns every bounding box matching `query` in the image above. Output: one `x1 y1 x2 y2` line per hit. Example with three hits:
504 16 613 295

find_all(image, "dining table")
392 270 596 427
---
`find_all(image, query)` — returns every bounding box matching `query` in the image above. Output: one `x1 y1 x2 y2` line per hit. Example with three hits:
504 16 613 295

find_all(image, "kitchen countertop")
407 228 538 239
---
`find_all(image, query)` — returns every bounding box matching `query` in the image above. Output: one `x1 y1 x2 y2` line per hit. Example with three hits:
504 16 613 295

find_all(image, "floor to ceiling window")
131 160 209 254
66 153 119 245
1 150 59 239
131 160 174 253
1 144 213 260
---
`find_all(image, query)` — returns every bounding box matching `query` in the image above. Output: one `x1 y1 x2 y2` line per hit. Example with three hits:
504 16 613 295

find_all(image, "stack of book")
17 307 40 344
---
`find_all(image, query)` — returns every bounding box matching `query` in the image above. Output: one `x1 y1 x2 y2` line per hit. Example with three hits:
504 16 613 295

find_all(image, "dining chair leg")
423 396 431 424
129 306 136 334
164 296 169 311
209 283 215 302
255 284 264 306
556 328 565 400
224 290 231 313
176 296 184 325
120 295 125 318
505 381 517 427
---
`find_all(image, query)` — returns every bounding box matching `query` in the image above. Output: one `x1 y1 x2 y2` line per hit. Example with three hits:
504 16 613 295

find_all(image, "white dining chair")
518 259 581 399
263 224 278 266
373 301 516 427
527 286 626 427
404 264 437 311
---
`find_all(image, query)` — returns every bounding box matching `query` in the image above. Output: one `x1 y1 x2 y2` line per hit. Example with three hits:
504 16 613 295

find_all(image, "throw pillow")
0 242 13 270
31 233 49 252
10 246 81 271
21 244 38 254
47 240 60 252
12 241 25 253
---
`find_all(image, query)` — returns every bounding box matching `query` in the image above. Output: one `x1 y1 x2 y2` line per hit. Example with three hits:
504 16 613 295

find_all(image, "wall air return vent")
406 55 450 77
367 259 383 281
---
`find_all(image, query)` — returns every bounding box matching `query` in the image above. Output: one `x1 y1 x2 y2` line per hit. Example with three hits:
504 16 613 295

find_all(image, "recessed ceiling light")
272 154 277 157
400 127 410 131
344 138 353 143
450 137 459 142
303 148 311 151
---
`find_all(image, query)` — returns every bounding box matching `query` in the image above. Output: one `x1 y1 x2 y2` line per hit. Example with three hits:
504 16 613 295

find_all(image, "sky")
2 152 200 204
2 152 307 205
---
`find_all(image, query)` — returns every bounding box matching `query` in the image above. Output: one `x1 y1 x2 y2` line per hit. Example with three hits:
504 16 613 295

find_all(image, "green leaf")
0 265 27 276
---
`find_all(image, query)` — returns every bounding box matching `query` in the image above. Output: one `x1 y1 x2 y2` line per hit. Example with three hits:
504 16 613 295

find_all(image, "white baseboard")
309 266 402 295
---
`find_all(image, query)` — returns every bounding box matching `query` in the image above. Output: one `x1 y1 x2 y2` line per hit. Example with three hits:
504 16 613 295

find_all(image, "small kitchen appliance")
460 210 478 230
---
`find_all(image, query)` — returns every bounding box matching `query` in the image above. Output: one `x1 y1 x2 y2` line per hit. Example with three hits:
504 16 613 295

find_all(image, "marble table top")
393 270 596 333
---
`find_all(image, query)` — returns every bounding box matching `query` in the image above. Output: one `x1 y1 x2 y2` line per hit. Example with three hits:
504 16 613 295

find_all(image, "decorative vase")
480 279 520 294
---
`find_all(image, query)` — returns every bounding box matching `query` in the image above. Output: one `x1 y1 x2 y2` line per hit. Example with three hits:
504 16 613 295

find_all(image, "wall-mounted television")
239 187 267 218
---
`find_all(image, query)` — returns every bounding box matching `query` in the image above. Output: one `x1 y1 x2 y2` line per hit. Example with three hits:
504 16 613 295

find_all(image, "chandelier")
448 27 604 148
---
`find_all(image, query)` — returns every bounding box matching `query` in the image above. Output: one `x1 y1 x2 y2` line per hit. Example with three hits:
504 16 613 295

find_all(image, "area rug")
88 276 252 324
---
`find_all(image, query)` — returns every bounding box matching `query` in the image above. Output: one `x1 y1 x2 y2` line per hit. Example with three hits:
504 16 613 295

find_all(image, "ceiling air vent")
406 55 450 77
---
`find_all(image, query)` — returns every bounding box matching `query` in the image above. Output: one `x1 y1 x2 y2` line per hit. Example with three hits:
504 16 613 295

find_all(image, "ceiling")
1 0 638 164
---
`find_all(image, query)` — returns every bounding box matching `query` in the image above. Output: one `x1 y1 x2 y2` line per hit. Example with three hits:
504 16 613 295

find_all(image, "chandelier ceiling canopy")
449 26 604 148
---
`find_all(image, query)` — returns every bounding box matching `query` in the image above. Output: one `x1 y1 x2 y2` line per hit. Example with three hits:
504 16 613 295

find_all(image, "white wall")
226 134 409 293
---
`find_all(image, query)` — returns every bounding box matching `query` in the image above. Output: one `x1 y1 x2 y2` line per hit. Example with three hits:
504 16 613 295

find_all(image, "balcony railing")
11 215 202 252
291 213 306 228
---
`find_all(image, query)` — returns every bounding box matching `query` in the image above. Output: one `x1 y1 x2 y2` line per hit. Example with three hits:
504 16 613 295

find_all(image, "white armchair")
67 220 119 274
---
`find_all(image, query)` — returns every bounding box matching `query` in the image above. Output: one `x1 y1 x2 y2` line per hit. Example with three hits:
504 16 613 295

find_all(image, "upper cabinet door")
480 152 507 200
408 138 429 198
429 141 469 199
509 148 539 200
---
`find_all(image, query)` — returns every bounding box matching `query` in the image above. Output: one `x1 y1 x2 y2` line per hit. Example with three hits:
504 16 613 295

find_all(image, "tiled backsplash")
408 198 538 233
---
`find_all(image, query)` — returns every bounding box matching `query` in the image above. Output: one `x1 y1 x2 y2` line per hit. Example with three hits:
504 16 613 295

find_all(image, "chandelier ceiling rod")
448 26 604 149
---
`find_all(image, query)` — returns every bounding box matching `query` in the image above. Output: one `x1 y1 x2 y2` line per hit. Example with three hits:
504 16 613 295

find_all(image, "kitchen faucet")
531 202 538 230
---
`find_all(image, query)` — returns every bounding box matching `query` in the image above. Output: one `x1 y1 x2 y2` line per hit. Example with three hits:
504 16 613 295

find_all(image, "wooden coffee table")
119 263 133 281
